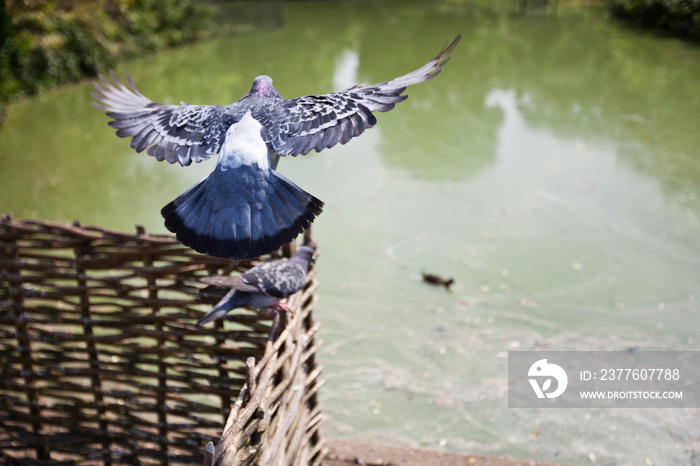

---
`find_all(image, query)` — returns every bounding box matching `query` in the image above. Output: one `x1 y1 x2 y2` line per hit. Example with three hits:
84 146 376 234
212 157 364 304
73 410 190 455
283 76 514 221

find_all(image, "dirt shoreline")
323 439 565 466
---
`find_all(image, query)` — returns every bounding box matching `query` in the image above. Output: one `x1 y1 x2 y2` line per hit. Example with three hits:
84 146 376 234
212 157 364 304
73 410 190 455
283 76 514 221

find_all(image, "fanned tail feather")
161 170 323 260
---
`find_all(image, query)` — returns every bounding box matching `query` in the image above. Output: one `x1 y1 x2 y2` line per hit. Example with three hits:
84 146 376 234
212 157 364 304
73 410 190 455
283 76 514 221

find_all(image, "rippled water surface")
1 1 699 464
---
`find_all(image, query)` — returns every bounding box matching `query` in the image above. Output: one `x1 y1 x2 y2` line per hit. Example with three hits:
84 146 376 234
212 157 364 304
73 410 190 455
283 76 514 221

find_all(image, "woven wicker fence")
0 215 324 465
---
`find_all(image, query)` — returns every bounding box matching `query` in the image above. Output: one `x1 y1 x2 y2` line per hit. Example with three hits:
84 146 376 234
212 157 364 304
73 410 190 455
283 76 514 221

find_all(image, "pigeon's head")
292 245 316 266
249 75 280 98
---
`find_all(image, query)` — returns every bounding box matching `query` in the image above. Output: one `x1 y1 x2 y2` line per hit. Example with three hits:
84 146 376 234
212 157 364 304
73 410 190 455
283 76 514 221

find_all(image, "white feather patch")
218 110 269 171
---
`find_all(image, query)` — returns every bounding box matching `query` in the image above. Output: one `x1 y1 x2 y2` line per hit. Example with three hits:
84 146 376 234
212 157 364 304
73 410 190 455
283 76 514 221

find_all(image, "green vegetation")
611 0 700 42
0 0 214 120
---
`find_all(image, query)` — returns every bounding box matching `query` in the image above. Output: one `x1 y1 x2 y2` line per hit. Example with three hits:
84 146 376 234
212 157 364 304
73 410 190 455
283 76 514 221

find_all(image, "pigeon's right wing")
264 35 461 156
241 260 306 299
92 71 235 166
200 275 262 294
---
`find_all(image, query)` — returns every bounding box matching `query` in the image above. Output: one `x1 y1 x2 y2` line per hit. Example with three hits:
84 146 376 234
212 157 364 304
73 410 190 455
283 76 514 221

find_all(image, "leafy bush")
0 0 214 114
611 0 700 42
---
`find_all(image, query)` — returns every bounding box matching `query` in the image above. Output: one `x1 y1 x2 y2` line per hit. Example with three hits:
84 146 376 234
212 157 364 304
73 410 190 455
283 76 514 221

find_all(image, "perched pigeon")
92 35 461 261
196 245 315 325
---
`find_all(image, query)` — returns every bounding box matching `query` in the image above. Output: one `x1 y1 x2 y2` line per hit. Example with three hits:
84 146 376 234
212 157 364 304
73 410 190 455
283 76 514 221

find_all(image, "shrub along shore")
610 0 700 43
0 0 214 121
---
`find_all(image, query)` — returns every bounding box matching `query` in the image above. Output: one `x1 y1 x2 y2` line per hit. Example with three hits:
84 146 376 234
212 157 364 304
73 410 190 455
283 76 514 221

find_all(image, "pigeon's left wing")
200 275 262 293
240 260 306 299
264 34 461 156
92 71 234 166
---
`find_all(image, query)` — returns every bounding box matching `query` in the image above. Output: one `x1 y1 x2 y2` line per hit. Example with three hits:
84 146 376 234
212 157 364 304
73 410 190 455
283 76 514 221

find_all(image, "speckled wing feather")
264 34 461 156
199 275 261 293
91 71 234 166
240 259 307 299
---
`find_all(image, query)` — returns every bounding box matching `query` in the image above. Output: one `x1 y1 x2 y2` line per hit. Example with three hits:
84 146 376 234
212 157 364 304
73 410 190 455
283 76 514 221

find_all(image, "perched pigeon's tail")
161 170 323 260
196 289 249 326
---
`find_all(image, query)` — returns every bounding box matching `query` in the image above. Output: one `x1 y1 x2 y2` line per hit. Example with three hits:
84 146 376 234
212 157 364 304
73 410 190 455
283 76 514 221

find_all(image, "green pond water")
2 1 700 464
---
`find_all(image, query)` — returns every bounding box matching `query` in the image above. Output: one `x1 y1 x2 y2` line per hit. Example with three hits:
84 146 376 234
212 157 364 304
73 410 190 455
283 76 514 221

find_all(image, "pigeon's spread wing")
241 260 306 299
265 35 461 156
92 71 234 166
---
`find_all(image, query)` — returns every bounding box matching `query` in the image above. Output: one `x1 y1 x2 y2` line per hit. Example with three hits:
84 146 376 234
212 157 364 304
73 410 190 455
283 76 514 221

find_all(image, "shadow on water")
1 1 699 464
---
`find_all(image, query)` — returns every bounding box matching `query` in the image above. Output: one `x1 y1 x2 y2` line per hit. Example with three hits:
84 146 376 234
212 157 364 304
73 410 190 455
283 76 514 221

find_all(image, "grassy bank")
0 0 215 121
610 0 700 42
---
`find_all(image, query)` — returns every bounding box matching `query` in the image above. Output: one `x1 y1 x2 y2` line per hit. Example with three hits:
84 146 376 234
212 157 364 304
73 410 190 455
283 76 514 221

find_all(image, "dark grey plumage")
196 245 315 325
92 35 461 261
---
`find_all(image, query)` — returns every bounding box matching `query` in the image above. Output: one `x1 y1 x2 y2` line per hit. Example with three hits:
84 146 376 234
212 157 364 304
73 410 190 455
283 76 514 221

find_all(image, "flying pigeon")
196 245 315 325
92 35 461 261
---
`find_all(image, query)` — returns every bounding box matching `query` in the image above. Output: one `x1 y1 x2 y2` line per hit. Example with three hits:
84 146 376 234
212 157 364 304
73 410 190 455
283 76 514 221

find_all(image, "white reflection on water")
333 49 360 90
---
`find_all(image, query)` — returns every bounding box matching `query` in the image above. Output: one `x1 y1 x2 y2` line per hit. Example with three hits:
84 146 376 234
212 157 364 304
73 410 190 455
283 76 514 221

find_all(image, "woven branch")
0 215 324 465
